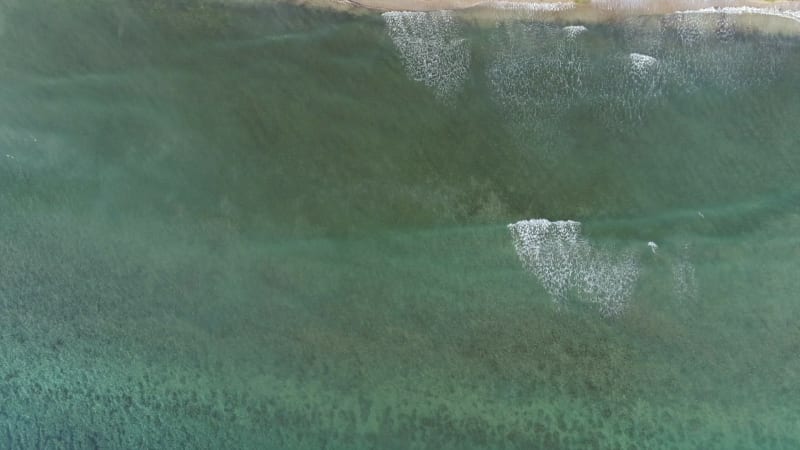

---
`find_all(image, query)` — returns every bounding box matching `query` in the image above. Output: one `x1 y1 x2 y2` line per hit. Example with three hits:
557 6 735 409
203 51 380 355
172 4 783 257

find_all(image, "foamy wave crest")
628 53 661 98
675 6 800 25
490 1 574 12
508 219 640 317
487 22 588 148
655 12 789 93
383 11 471 101
602 11 791 115
563 25 588 38
630 52 658 72
594 49 665 126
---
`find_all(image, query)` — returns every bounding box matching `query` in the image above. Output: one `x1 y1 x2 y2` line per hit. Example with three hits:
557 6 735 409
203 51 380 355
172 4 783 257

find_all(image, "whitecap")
490 1 575 12
675 6 800 26
563 25 588 38
487 22 588 148
508 219 640 317
382 11 471 102
629 52 658 72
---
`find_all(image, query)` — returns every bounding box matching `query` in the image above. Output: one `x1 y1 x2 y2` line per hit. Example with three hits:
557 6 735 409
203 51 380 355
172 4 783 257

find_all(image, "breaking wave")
675 6 800 25
384 10 793 128
489 1 575 12
508 219 640 317
563 25 588 38
508 219 703 315
487 22 589 147
382 11 471 101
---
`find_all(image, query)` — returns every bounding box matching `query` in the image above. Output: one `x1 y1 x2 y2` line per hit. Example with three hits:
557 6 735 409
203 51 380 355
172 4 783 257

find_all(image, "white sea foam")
629 52 658 72
591 0 717 11
664 13 706 46
487 22 668 135
675 6 800 25
592 50 663 125
490 1 575 12
487 22 588 147
628 52 660 97
382 11 471 101
590 0 795 14
404 9 790 133
563 25 588 38
659 11 790 93
508 219 640 317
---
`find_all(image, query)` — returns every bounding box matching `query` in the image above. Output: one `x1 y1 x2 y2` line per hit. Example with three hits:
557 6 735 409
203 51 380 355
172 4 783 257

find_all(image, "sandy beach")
239 0 800 30
312 0 800 14
250 0 800 36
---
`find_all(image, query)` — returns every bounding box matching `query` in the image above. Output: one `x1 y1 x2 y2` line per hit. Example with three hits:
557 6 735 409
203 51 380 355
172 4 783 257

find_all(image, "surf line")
674 6 800 26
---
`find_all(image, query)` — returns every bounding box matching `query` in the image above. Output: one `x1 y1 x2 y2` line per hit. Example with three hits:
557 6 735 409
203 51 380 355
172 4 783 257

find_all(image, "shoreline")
303 0 800 14
273 0 800 35
264 0 800 31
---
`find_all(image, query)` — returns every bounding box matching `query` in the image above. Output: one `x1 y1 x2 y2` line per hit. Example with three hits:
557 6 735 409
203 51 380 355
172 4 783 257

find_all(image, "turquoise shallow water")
1 1 800 448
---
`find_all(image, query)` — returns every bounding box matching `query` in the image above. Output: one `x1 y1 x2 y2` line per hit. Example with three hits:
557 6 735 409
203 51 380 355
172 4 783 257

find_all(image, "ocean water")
1 1 800 448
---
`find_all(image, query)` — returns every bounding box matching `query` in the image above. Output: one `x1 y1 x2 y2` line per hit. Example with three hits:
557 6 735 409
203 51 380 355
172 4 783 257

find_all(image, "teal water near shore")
1 1 800 448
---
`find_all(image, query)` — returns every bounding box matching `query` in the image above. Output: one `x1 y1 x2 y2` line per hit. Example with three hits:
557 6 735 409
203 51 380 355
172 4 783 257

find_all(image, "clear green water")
1 1 800 448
